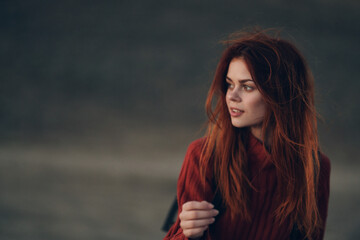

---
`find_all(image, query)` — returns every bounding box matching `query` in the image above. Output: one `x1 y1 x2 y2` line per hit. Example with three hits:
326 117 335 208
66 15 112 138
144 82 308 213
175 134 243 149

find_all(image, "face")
225 58 267 136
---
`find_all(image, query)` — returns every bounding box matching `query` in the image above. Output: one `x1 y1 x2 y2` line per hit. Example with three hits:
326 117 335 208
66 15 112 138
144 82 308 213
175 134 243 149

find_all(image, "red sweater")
164 133 331 240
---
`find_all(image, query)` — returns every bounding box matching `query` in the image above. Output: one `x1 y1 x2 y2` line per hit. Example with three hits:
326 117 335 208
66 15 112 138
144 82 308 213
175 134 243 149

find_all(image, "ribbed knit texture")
164 133 331 240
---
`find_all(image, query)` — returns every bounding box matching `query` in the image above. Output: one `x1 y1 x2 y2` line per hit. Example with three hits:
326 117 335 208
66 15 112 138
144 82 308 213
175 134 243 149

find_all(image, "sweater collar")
247 132 272 169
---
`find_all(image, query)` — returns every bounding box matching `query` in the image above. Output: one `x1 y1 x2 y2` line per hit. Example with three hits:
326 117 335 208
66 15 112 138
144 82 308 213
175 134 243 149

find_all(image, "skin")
179 57 267 238
179 201 219 239
225 57 267 141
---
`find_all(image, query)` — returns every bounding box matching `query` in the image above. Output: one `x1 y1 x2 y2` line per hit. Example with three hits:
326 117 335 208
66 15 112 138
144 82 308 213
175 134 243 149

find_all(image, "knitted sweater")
164 133 331 240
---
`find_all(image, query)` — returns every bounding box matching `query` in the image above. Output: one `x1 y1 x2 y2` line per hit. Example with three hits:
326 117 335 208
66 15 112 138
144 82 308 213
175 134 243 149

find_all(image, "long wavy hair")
200 30 321 239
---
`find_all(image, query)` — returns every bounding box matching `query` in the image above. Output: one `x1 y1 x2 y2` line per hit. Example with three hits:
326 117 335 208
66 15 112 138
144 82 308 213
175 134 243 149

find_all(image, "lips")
229 107 244 117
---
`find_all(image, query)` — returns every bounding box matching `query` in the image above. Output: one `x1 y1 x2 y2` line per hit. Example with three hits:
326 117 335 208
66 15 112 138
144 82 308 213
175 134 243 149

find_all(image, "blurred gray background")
0 0 359 239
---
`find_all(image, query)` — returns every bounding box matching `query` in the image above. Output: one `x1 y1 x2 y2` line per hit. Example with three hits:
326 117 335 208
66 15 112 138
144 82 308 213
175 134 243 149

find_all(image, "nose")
227 89 242 102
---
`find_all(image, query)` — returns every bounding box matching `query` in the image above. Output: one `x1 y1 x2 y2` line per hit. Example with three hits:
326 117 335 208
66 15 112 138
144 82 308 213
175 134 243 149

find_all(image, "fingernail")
211 218 215 223
208 203 214 208
213 209 219 215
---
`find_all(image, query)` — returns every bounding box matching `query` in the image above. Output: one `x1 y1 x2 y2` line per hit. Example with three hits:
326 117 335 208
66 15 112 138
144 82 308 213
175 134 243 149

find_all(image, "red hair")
200 29 321 239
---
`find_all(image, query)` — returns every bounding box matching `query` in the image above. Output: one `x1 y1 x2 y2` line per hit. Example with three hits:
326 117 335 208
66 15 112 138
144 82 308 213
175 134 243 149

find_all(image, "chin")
230 120 247 128
231 118 263 129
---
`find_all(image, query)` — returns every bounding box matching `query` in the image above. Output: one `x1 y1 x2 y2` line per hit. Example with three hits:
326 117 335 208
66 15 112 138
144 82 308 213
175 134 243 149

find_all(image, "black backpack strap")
161 196 178 232
290 223 307 240
211 177 226 217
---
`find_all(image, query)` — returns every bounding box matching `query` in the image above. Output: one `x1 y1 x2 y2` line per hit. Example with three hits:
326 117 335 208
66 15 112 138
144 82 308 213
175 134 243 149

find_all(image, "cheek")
248 96 267 116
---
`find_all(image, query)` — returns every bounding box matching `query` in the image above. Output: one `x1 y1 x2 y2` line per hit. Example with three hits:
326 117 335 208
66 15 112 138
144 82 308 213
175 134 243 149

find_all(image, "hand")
179 201 219 239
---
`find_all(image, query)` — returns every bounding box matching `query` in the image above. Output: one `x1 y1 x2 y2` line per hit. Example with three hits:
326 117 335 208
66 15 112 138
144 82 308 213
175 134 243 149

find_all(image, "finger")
180 217 215 229
183 226 208 238
180 209 219 221
182 201 214 211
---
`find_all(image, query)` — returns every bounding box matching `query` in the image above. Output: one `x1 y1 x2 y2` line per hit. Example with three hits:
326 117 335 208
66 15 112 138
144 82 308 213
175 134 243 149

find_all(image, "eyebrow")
226 76 254 83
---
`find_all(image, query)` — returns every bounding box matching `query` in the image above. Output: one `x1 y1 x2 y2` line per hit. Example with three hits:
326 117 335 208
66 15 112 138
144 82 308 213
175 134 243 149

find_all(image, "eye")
243 85 254 91
226 81 234 89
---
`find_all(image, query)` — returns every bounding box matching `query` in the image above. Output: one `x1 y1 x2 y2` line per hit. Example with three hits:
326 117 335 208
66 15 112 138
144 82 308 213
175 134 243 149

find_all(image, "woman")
164 30 330 240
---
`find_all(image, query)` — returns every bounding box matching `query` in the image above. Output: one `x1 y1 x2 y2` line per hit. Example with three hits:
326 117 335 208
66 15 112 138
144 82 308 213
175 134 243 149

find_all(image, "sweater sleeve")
317 153 331 240
163 138 214 240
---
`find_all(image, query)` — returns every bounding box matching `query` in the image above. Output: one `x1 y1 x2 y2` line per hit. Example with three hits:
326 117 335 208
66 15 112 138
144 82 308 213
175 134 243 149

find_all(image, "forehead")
227 58 252 80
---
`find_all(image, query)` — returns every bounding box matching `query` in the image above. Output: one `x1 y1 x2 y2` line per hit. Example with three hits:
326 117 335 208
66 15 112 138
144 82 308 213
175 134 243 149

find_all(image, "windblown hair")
200 29 321 239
